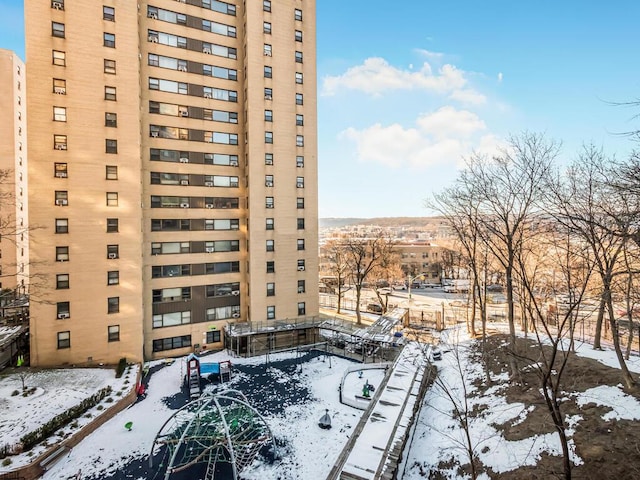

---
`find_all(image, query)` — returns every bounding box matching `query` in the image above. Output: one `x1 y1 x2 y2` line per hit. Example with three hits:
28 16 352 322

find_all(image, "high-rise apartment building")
25 0 318 366
0 49 29 293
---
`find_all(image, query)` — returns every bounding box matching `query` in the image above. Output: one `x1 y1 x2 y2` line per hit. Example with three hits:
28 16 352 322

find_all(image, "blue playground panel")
200 363 220 376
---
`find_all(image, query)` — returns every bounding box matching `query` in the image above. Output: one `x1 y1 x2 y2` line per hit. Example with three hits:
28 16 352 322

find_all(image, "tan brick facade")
24 0 318 366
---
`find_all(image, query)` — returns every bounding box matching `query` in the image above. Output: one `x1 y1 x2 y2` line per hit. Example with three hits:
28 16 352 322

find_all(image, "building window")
295 9 302 21
298 302 306 315
265 110 273 122
104 32 116 48
107 245 119 259
57 302 70 318
296 114 304 126
51 0 65 10
55 190 68 205
108 325 120 342
266 239 275 252
108 297 119 314
152 335 191 352
105 112 117 127
54 134 67 150
206 330 221 344
267 282 275 296
296 136 304 147
296 176 305 188
297 259 305 271
57 331 70 349
264 87 272 100
106 165 118 180
56 246 69 262
297 239 305 251
105 86 117 101
263 22 271 34
296 156 304 167
295 72 303 84
106 218 119 232
265 132 273 144
297 218 305 230
264 66 272 78
295 30 303 42
263 0 271 12
53 78 66 94
266 218 274 230
297 197 305 209
54 162 68 178
52 22 65 38
295 51 303 63
106 192 118 206
265 153 273 165
103 6 115 21
53 106 66 122
266 261 275 273
106 139 118 154
296 93 303 105
267 306 275 320
107 271 119 285
265 175 274 187
55 218 69 234
104 59 116 74
298 280 306 293
56 273 69 289
264 44 272 56
53 50 66 66
265 196 274 209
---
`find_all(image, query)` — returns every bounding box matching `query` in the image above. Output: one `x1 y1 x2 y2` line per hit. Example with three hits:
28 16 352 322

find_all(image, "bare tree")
344 231 396 324
463 133 559 381
548 145 637 389
323 240 352 314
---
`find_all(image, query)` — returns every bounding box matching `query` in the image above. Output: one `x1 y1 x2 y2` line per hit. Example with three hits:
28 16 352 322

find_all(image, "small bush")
11 390 19 396
116 391 122 397
116 358 127 378
105 397 113 403
70 421 78 428
2 458 12 467
96 405 104 411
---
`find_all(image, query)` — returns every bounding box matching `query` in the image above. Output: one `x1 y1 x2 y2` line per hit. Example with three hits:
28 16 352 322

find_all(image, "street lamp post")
407 273 427 302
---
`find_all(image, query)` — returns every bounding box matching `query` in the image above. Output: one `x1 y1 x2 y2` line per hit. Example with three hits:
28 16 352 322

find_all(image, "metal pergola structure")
149 390 277 480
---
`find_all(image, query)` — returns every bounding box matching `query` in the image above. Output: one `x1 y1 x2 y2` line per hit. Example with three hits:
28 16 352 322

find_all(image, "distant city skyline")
1 0 639 217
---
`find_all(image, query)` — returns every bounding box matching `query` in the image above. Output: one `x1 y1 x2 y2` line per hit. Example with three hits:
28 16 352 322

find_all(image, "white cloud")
414 48 445 61
341 107 502 170
498 72 503 83
321 57 485 105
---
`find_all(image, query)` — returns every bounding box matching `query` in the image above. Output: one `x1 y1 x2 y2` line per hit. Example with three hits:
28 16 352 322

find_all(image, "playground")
32 348 381 480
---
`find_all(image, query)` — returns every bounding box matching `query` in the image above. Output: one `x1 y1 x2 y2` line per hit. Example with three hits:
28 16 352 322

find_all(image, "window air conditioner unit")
52 2 63 9
148 12 158 19
297 266 305 271
180 203 190 208
149 36 158 43
54 87 66 94
55 172 67 178
180 110 189 116
297 183 304 188
58 258 66 262
151 131 159 137
180 180 189 185
203 48 212 54
265 181 273 187
108 253 117 259
205 247 215 253
205 203 214 208
264 51 272 57
265 95 272 100
204 182 213 187
55 144 67 150
57 313 69 319
230 182 239 188
55 199 68 206
178 66 187 72
179 157 189 163
203 93 212 99
266 204 273 209
298 288 304 294
229 160 238 166
232 313 240 318
231 290 240 296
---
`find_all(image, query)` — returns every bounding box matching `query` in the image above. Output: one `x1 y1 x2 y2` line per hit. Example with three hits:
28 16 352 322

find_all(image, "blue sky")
2 1 639 217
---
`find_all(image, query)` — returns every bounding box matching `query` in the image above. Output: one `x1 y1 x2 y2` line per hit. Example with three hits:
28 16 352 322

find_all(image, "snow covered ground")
401 327 640 479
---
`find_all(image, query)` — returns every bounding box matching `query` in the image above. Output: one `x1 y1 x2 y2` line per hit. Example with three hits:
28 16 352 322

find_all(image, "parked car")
366 303 383 314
